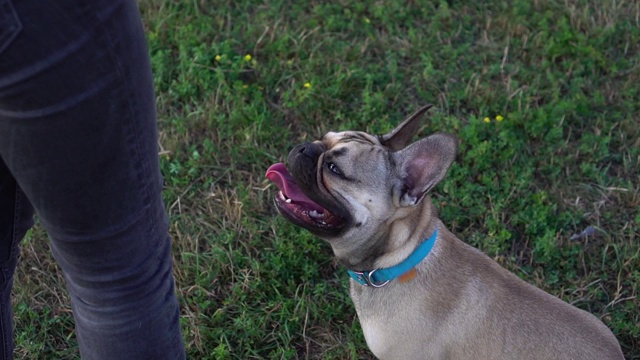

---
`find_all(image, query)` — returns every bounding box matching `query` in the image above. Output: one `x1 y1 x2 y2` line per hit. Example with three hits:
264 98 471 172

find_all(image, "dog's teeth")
309 210 325 218
285 198 292 203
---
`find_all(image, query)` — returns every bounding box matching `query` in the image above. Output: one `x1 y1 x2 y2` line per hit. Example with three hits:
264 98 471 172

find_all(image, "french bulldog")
265 105 624 359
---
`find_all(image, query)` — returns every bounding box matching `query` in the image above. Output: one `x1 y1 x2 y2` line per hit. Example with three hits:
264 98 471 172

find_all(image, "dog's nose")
298 143 322 159
288 142 325 165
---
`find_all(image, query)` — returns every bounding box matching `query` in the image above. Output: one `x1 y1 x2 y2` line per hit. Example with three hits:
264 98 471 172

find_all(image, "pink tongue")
265 163 321 208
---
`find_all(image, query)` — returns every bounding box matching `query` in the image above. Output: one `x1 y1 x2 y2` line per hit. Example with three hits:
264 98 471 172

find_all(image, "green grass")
13 0 639 358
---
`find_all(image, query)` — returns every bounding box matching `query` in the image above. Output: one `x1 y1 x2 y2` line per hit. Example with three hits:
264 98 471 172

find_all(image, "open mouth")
266 163 346 231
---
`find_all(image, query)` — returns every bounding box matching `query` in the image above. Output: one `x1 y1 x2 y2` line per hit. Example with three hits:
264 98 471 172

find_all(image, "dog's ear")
393 133 458 207
380 105 433 151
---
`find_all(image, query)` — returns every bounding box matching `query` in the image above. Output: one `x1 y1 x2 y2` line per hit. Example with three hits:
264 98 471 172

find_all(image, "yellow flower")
483 117 491 123
496 115 504 122
364 17 371 24
304 82 312 89
215 55 222 62
244 54 252 62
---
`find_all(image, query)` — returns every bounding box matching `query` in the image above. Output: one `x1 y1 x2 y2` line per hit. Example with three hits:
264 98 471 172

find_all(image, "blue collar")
348 228 438 287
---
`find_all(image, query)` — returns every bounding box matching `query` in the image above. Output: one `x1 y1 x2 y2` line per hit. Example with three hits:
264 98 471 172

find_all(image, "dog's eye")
327 162 344 176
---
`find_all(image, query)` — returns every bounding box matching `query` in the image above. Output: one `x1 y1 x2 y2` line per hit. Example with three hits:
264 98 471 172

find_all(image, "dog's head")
267 105 458 265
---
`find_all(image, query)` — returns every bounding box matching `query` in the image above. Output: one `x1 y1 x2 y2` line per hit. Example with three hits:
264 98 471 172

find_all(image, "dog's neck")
332 198 439 272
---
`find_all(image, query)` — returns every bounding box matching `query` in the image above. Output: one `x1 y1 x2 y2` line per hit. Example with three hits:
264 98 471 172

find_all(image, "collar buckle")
351 269 390 288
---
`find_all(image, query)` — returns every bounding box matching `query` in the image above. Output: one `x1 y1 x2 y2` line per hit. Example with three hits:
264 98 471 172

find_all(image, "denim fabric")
0 0 185 358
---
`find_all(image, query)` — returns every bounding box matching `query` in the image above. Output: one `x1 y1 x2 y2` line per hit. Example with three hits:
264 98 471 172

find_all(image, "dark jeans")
0 0 185 359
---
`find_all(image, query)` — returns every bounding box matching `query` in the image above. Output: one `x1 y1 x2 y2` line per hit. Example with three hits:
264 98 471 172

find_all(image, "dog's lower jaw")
329 229 390 271
333 198 440 273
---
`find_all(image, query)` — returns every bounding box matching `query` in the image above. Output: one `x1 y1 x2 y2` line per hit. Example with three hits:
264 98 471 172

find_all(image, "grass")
12 0 640 358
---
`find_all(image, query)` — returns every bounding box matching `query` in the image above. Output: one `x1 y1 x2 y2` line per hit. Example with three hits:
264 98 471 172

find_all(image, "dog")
266 105 624 359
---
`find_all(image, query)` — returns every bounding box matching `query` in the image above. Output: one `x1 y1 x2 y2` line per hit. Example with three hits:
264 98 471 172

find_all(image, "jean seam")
95 3 162 258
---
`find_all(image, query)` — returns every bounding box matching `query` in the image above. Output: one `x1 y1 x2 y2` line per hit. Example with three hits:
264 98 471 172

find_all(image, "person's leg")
0 0 185 359
0 159 34 360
